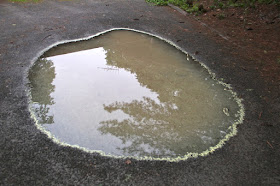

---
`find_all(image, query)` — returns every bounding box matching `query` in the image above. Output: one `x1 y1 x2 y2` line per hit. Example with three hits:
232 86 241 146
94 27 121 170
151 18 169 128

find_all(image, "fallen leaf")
125 159 131 165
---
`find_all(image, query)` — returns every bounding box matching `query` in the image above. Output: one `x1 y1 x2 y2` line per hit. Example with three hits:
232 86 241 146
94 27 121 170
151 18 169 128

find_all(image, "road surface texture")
0 0 279 185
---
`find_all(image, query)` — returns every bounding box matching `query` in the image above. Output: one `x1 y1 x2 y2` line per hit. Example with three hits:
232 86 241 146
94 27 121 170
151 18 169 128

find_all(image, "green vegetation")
146 0 168 5
146 0 206 14
277 57 280 64
9 0 40 2
217 13 226 19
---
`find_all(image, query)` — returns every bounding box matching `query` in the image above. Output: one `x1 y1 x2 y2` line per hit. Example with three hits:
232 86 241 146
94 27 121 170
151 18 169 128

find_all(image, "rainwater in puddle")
29 30 241 158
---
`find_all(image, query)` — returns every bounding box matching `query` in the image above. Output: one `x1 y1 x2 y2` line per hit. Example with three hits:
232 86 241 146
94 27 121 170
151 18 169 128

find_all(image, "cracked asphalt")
0 0 279 185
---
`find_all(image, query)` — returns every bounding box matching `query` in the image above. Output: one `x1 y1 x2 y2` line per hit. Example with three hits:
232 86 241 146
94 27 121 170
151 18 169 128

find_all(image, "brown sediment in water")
28 30 243 159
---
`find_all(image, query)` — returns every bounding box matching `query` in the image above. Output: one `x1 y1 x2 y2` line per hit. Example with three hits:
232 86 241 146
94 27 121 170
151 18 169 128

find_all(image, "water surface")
29 30 241 158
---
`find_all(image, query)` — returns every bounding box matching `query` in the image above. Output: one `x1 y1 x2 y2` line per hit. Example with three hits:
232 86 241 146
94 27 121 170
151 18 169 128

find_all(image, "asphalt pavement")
0 0 279 185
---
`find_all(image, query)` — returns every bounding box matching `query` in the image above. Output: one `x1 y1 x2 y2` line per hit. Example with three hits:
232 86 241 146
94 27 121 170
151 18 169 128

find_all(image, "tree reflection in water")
98 34 225 157
29 58 56 124
100 97 190 157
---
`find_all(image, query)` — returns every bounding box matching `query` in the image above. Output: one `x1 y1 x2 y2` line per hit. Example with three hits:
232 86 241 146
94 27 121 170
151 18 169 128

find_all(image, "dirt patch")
197 3 280 90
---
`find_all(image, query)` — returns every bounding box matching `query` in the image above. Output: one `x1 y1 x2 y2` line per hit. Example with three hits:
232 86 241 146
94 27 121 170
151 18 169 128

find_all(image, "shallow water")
29 30 240 158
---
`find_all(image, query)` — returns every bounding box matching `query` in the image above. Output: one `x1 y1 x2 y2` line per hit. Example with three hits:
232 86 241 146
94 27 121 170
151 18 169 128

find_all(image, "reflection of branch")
34 104 54 124
97 67 119 71
99 97 184 157
103 97 177 120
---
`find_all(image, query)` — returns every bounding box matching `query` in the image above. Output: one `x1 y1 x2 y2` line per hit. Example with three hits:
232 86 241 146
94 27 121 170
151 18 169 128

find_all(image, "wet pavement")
0 0 279 185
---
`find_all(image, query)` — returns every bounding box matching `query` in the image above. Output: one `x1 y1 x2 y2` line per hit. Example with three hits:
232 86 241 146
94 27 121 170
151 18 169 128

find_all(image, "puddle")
28 29 244 160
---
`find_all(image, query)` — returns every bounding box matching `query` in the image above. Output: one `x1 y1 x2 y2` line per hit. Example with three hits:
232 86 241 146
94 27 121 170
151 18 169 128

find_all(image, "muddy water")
29 30 240 158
